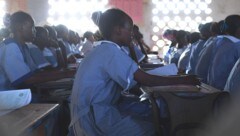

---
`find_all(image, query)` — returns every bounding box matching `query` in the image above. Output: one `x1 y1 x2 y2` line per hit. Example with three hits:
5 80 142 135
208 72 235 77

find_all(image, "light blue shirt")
0 39 35 90
225 58 240 94
186 39 207 74
69 41 154 136
208 35 240 90
195 37 217 83
122 44 145 63
178 44 192 71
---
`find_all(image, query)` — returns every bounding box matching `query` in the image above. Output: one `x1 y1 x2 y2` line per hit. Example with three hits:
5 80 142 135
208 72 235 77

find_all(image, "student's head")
10 11 36 42
44 25 57 41
210 21 222 36
91 11 102 26
55 24 69 41
133 24 143 41
83 31 95 43
188 32 201 44
34 26 49 49
199 22 212 40
176 30 189 48
68 30 78 45
224 15 240 38
98 8 133 46
163 29 177 41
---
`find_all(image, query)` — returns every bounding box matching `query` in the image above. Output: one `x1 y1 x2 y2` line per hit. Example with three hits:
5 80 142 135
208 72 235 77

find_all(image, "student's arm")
23 69 75 85
134 69 200 87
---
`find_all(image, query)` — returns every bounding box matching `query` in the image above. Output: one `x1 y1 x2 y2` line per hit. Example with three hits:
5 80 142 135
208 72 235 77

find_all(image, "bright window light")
206 16 213 22
185 16 192 22
151 0 213 51
0 0 6 29
157 40 165 48
48 0 109 34
205 8 212 14
152 8 158 14
152 16 160 22
163 16 170 22
152 35 159 41
157 21 166 28
174 16 181 22
153 26 160 33
152 45 159 51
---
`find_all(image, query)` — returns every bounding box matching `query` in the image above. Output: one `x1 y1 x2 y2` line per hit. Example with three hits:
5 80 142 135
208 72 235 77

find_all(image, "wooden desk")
0 104 59 136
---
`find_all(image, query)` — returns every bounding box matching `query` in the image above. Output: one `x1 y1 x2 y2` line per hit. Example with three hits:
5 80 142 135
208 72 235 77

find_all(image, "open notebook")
0 89 31 116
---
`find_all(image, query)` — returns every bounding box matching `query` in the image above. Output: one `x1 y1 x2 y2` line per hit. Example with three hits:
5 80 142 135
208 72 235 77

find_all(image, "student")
195 21 224 83
33 26 58 68
169 30 188 66
178 32 200 74
44 25 66 68
163 29 177 64
0 11 75 91
224 58 240 94
208 15 240 90
80 31 95 56
186 22 213 74
69 8 200 136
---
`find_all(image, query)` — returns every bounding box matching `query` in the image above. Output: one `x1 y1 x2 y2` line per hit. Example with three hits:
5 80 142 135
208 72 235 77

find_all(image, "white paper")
146 63 178 76
0 89 31 116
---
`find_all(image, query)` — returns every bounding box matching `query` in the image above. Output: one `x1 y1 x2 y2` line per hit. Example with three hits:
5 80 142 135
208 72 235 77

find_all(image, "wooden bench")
0 104 59 136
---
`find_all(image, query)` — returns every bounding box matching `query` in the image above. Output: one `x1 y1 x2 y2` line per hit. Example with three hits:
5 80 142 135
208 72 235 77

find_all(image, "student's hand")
183 75 201 86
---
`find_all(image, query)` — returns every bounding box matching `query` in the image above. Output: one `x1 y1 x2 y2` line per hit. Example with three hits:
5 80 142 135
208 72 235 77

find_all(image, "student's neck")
107 37 123 47
13 35 26 45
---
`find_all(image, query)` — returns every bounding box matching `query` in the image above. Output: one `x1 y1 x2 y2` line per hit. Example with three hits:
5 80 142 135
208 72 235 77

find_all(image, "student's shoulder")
2 38 19 48
97 41 121 52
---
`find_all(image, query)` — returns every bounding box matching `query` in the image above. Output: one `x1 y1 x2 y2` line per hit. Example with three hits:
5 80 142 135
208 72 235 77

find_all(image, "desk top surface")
0 103 59 135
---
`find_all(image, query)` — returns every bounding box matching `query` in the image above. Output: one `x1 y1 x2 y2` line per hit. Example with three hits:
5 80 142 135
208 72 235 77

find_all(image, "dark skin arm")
134 69 200 87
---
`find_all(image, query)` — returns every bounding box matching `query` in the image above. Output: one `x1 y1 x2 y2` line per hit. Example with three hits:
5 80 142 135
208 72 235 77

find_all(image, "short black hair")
10 11 33 33
98 8 133 39
224 15 240 36
83 31 93 39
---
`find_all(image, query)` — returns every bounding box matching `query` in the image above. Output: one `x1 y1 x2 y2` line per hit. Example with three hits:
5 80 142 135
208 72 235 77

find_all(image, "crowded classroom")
0 0 240 136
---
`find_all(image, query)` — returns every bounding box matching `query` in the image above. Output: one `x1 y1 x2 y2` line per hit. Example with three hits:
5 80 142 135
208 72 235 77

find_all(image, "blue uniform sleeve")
105 48 139 93
3 43 31 85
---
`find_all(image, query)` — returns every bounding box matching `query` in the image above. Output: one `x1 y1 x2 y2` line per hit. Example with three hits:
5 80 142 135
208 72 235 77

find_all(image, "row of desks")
0 104 59 136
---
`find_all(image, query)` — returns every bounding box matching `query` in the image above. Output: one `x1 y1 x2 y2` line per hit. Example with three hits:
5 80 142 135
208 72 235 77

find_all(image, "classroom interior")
1 0 240 136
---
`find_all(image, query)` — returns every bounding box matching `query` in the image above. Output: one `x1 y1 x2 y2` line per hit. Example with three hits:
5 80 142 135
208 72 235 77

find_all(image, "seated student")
208 15 240 90
33 26 58 68
68 8 200 136
169 30 188 66
177 31 197 74
44 25 66 68
186 22 213 74
162 29 178 64
80 31 95 56
132 24 150 59
224 58 240 95
195 21 224 83
0 11 75 91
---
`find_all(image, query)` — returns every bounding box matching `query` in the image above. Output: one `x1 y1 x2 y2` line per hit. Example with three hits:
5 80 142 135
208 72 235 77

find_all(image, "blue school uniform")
208 35 240 90
122 44 145 63
195 37 218 83
43 47 58 68
224 58 240 94
178 44 192 71
0 38 37 90
69 41 155 136
169 46 186 66
164 46 175 64
186 39 207 74
27 43 51 69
